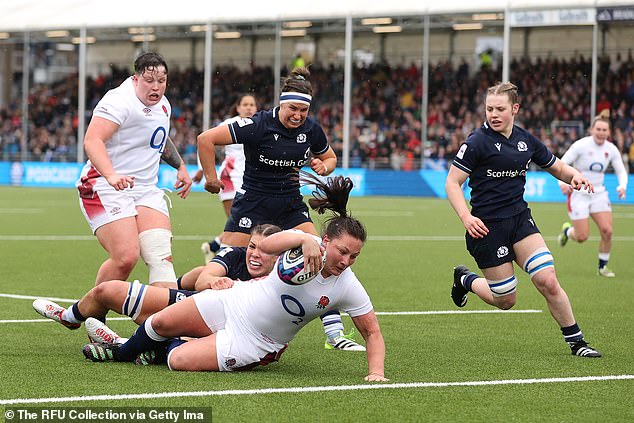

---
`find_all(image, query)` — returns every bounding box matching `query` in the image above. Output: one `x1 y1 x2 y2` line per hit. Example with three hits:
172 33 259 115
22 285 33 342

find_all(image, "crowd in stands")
1 53 634 172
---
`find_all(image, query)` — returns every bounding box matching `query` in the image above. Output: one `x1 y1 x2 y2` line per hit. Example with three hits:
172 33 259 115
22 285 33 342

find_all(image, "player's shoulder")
604 139 620 152
303 115 321 130
466 123 490 143
257 108 274 121
230 110 270 129
213 246 247 263
574 136 594 146
93 79 134 117
512 124 535 140
222 115 241 125
98 78 134 106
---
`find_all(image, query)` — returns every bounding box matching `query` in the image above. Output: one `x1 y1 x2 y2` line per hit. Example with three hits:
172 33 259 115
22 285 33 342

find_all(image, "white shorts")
218 156 245 202
193 290 286 372
77 175 169 234
567 189 611 220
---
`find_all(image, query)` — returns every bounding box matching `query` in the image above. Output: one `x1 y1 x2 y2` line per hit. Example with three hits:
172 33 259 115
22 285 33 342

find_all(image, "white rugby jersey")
83 77 171 185
196 116 245 171
560 136 628 193
221 116 246 163
222 264 373 347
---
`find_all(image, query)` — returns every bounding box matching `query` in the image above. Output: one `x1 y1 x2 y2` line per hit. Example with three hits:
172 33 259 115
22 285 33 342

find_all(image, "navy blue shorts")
224 191 313 234
466 208 541 269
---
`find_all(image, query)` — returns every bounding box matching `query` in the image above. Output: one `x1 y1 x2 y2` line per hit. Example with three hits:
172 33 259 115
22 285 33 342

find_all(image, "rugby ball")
276 246 326 285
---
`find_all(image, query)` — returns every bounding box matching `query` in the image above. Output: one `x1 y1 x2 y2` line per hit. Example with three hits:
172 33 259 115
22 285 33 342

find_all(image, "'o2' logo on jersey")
149 127 167 154
589 162 605 172
281 294 305 325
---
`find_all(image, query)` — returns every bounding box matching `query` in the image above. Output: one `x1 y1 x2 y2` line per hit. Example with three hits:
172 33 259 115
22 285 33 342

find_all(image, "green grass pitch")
1 186 633 422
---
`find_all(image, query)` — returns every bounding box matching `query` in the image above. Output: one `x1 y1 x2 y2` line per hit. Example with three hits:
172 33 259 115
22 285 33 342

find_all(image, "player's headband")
280 92 312 106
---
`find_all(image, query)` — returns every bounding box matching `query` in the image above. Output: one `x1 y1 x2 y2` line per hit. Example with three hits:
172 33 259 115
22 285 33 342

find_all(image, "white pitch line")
0 317 131 324
0 292 543 322
2 375 633 405
376 309 542 315
0 208 45 214
0 310 542 324
0 293 77 303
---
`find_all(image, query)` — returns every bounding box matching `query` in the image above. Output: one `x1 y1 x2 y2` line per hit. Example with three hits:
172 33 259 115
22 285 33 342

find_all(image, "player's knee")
167 348 187 371
148 312 172 336
90 281 115 305
112 248 139 272
139 228 177 284
576 232 589 243
599 226 612 240
494 295 516 310
534 272 561 297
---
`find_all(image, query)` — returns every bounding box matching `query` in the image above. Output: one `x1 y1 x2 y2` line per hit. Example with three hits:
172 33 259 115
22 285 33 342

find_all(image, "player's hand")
462 214 489 239
364 373 389 382
209 277 234 290
301 236 324 275
559 184 572 195
174 166 193 199
570 174 594 193
105 174 135 191
310 158 330 176
617 186 626 200
204 178 224 194
192 169 204 184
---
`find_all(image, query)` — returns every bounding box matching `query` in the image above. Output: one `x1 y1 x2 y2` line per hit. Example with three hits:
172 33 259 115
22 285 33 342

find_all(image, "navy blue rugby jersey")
452 122 556 220
228 107 329 195
211 247 252 280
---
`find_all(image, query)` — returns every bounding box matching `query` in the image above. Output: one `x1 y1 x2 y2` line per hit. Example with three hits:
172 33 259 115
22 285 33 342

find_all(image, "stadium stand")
1 54 633 171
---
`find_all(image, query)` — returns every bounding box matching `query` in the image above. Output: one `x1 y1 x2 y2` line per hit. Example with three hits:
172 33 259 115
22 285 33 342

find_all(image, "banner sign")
510 9 595 27
1 162 633 204
597 7 634 22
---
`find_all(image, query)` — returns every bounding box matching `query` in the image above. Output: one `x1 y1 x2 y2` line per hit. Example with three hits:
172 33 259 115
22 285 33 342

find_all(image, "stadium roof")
0 0 632 31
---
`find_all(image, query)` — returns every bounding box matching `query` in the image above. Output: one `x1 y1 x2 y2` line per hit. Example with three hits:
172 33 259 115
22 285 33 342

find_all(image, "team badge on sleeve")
236 117 254 127
456 144 467 159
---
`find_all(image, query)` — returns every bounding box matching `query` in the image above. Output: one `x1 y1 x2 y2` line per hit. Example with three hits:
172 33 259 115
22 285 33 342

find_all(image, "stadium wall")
1 161 632 204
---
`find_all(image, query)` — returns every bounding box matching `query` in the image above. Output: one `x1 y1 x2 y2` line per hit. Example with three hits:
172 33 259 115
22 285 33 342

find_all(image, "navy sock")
462 272 479 292
561 323 583 345
210 238 222 253
117 317 168 362
166 338 187 356
599 259 608 269
71 302 87 322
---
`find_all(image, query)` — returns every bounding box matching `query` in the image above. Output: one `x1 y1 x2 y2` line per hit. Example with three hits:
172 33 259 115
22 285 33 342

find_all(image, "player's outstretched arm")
547 158 594 193
352 310 388 382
